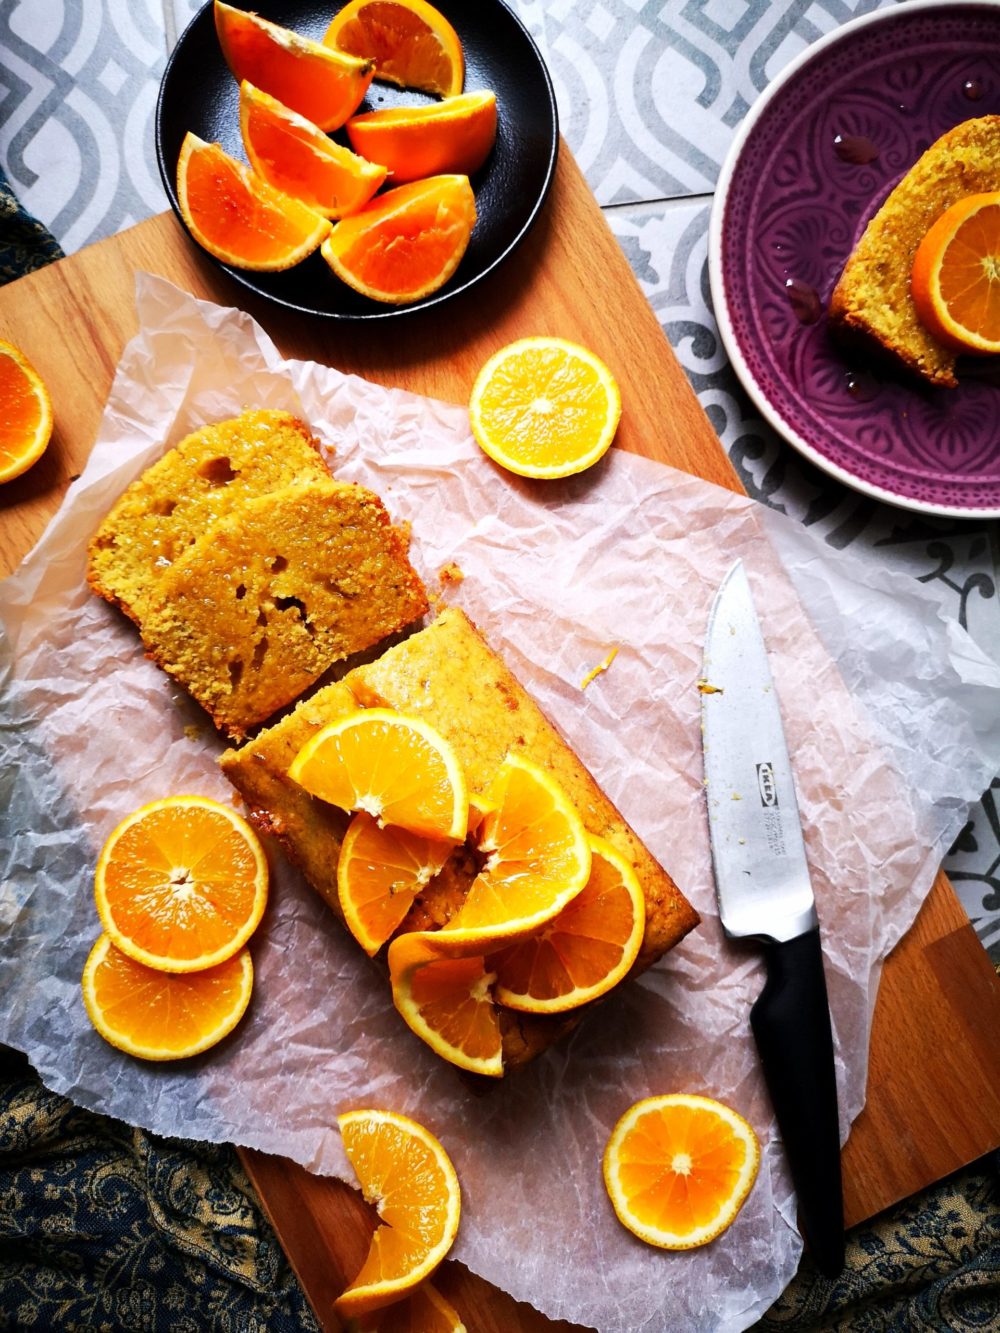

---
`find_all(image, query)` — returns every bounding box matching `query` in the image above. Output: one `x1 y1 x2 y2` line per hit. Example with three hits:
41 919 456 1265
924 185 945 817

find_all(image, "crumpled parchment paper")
3 275 1000 1333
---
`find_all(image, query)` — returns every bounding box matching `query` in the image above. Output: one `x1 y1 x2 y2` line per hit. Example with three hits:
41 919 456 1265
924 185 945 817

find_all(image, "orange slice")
346 91 497 184
239 81 386 219
387 755 590 1074
389 943 502 1077
94 795 268 973
469 337 622 479
288 708 468 841
912 191 1000 354
602 1094 760 1250
336 1108 461 1318
490 836 645 1013
176 133 331 270
337 812 454 955
356 1282 465 1332
82 934 253 1061
0 339 53 484
324 0 463 98
215 1 374 132
321 174 476 304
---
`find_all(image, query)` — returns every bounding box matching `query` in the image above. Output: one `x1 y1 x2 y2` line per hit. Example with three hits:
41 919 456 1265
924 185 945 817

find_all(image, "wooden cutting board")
2 147 999 1332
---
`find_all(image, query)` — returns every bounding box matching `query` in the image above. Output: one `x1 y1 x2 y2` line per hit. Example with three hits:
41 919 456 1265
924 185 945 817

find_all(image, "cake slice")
220 607 699 1068
141 476 428 738
87 409 329 623
828 115 1000 386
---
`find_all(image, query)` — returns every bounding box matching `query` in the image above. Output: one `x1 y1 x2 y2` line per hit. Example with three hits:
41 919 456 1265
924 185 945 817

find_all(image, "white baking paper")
3 275 1000 1333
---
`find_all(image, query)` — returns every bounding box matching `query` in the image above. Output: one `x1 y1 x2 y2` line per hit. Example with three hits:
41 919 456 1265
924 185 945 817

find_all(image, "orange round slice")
389 940 502 1076
337 811 454 955
82 934 253 1061
490 836 645 1013
321 174 476 304
324 0 464 98
94 795 269 973
0 339 53 484
336 1108 462 1317
176 133 331 271
288 708 468 841
346 91 497 184
469 337 622 479
912 191 1000 354
215 0 374 132
602 1094 760 1250
355 1281 465 1332
239 81 387 219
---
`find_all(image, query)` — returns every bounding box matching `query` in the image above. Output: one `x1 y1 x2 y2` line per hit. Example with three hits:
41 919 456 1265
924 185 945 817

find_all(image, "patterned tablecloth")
1 5 999 1330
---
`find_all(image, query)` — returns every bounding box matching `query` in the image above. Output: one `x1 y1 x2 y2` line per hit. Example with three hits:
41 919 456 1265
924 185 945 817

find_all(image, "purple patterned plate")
709 0 1000 517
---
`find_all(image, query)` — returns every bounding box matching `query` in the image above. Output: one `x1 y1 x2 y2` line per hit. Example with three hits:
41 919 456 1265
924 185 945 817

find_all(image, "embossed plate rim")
708 0 1000 520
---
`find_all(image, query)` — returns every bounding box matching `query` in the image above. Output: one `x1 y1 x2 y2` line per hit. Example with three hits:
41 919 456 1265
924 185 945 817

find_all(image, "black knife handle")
749 927 845 1277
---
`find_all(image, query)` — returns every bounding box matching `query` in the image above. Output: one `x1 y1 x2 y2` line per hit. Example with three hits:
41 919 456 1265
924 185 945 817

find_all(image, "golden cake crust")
220 607 698 1068
87 410 328 623
828 115 1000 387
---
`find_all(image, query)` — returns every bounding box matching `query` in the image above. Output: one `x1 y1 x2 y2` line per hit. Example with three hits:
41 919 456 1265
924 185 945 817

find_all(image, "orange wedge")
337 812 454 955
336 1108 461 1317
288 708 468 841
82 934 253 1061
239 81 386 219
0 339 53 484
490 836 645 1013
355 1281 465 1332
469 337 622 479
346 91 497 183
321 174 476 304
94 795 268 973
176 133 331 270
603 1094 760 1250
912 191 1000 354
324 0 464 98
215 1 374 132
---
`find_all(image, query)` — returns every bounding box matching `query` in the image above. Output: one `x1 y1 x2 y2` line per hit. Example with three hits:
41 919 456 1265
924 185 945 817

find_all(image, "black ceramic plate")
155 0 559 320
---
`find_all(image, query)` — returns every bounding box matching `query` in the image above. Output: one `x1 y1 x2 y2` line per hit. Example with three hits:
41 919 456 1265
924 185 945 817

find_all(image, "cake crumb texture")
828 115 1000 386
87 409 330 623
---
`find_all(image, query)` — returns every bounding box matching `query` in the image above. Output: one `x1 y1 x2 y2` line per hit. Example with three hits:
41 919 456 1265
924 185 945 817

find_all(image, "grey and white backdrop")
2 0 999 961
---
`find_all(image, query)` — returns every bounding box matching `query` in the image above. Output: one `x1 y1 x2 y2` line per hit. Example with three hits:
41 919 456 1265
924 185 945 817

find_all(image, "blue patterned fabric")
0 167 63 286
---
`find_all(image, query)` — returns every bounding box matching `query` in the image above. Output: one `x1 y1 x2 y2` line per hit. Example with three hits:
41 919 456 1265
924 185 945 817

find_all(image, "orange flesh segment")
937 203 1000 337
325 0 463 97
338 813 453 954
0 347 51 479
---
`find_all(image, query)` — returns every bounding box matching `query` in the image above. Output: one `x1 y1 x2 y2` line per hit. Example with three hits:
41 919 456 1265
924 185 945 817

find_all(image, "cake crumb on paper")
438 561 465 587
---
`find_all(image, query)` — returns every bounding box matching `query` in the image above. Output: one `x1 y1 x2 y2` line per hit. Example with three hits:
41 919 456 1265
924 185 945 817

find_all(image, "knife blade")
701 558 844 1277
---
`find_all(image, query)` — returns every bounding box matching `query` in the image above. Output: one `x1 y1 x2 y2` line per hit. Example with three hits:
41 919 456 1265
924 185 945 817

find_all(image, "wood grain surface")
2 147 999 1332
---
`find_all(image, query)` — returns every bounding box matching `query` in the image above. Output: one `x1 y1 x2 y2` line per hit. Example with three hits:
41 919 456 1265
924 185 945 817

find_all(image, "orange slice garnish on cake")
324 0 464 97
94 795 269 973
911 190 1000 355
239 81 386 219
0 338 53 484
489 836 645 1013
387 755 591 1074
346 91 497 183
602 1094 760 1250
335 1108 461 1318
176 134 331 270
289 708 469 841
215 1 374 132
469 337 622 479
82 935 253 1060
337 812 454 955
321 175 477 305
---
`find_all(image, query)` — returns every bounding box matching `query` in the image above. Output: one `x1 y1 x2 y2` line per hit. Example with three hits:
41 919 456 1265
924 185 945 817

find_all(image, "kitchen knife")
701 558 844 1277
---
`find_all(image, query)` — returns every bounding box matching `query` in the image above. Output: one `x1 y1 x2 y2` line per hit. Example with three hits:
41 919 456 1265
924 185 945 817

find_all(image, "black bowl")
155 0 559 320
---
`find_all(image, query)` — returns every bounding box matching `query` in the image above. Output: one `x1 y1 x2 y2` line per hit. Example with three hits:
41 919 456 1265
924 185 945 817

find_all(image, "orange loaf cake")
829 115 1000 387
87 409 329 623
140 476 428 739
220 607 699 1068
